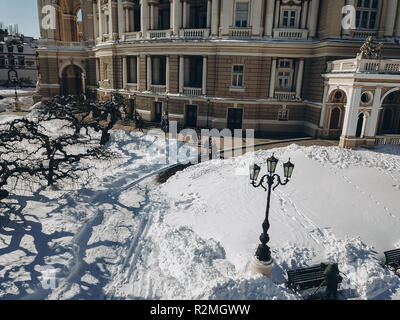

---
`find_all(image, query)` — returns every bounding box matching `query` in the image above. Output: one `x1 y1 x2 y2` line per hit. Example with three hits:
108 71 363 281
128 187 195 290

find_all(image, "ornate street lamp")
249 154 294 276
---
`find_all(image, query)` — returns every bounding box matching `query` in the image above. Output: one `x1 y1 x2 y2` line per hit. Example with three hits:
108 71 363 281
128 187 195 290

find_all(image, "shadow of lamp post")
249 154 294 277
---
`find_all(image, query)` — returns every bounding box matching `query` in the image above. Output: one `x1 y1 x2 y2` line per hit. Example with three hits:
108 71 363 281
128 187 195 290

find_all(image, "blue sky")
0 0 40 38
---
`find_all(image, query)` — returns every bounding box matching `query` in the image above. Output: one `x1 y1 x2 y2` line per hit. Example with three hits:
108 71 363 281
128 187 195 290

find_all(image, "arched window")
330 108 341 129
77 9 83 41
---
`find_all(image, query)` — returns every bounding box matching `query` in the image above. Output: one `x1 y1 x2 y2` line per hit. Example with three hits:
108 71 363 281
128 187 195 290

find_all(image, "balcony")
327 58 400 74
375 135 400 145
229 27 252 39
146 30 171 39
273 28 309 40
151 84 166 94
183 87 202 96
275 91 297 101
351 29 378 39
180 28 210 39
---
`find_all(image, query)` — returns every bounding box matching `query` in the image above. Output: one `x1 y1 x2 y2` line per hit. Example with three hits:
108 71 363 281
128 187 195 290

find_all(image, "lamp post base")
250 256 273 278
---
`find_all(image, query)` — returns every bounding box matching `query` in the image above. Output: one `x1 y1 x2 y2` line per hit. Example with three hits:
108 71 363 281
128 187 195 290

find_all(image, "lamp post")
207 98 210 129
249 153 294 277
133 93 137 121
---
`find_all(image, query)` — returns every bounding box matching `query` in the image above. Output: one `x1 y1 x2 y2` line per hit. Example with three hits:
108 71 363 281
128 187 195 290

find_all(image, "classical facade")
36 0 400 147
0 32 39 87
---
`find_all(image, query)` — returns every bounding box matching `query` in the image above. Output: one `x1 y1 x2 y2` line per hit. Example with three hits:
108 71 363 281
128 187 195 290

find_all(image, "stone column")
98 0 103 40
141 0 149 34
319 85 329 128
130 8 135 31
182 0 188 28
207 0 212 29
301 0 309 29
269 57 277 98
123 56 127 88
202 56 207 95
396 3 400 37
150 3 155 30
147 56 152 90
108 0 114 38
341 87 362 137
172 0 182 35
93 1 99 39
264 0 275 37
179 55 184 93
118 0 124 35
137 56 140 87
296 59 304 99
166 56 170 92
274 0 280 28
211 0 219 36
308 0 320 38
95 58 100 85
384 0 398 37
366 88 383 137
125 8 130 32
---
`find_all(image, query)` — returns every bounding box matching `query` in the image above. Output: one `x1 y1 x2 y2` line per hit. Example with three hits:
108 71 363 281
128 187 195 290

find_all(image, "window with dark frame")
232 65 244 87
235 2 249 28
356 0 379 29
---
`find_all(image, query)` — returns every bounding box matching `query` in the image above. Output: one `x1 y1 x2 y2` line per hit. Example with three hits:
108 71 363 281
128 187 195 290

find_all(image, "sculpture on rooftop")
357 36 383 60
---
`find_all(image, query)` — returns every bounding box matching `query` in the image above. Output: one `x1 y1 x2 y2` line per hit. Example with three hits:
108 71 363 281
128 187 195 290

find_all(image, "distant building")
0 31 39 87
36 0 400 148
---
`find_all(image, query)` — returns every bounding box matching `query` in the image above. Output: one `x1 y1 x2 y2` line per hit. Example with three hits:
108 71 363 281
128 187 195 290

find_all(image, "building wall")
35 0 400 137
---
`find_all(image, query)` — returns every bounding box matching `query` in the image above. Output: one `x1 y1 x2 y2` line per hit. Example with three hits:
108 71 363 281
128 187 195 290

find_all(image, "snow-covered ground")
0 119 399 300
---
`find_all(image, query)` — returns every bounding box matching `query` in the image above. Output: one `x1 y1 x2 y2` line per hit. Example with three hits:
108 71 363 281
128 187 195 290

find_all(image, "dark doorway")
227 108 243 131
154 102 162 123
61 65 83 96
330 108 340 129
185 105 198 127
356 113 364 138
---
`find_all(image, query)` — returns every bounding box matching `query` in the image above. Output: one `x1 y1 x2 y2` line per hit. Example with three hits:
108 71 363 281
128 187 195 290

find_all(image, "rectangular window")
282 10 297 28
278 109 289 121
235 2 249 28
232 65 244 87
276 59 294 90
0 57 5 68
356 0 379 29
127 56 137 83
18 56 25 66
9 56 15 66
17 46 23 53
7 46 13 53
0 45 3 53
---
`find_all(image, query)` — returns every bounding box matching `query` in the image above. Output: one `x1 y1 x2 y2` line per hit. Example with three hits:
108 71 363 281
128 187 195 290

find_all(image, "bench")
287 264 342 292
384 249 400 273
